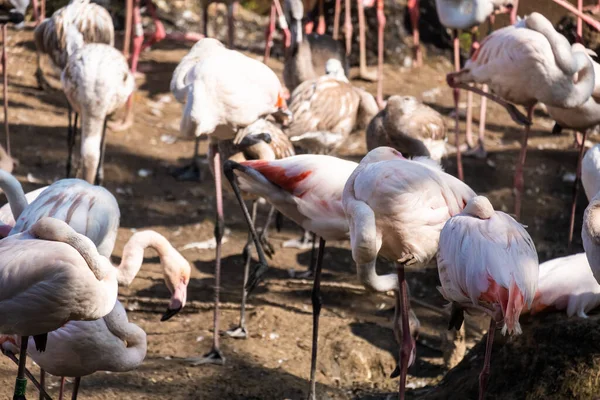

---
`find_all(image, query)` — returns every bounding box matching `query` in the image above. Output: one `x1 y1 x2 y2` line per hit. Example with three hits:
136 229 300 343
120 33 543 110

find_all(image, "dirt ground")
0 12 597 399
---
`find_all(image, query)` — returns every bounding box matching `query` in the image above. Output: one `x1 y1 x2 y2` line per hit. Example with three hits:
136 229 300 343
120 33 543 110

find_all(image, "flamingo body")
583 144 600 201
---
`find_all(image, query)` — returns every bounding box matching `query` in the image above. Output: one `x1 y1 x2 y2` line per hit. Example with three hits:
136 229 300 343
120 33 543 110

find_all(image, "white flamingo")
582 144 600 201
342 147 475 400
0 217 118 399
447 12 596 219
437 196 538 400
171 37 289 365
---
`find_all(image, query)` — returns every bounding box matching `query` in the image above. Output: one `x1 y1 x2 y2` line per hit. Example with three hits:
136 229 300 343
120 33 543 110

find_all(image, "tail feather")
502 279 525 335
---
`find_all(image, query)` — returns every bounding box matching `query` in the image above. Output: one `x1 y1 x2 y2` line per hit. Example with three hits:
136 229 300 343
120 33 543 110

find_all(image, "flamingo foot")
224 326 248 339
358 67 378 82
187 348 225 366
317 16 326 35
463 143 488 159
107 114 134 133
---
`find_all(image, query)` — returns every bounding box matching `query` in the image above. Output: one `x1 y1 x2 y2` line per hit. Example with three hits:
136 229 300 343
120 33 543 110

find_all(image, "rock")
422 312 600 399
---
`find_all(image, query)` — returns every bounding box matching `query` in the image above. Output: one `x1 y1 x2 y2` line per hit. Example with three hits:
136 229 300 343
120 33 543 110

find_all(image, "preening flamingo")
437 196 538 400
342 147 475 399
224 153 362 400
529 253 600 318
366 95 447 162
208 119 295 339
171 37 289 365
545 43 600 247
0 217 118 399
447 12 595 219
286 59 378 154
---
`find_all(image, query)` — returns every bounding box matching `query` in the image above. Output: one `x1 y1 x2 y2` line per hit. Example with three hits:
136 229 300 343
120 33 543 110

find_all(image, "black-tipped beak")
390 364 400 379
161 306 182 321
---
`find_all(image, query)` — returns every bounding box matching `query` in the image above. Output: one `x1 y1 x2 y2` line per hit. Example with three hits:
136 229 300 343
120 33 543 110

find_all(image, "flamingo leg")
66 105 75 177
394 263 415 400
407 0 421 67
513 105 535 220
222 161 271 293
58 377 65 400
273 0 291 52
227 1 239 49
1 24 7 158
317 0 326 34
38 369 44 400
465 32 479 149
357 0 377 81
552 0 600 32
12 336 28 400
70 377 81 400
94 119 108 186
452 31 464 181
568 129 589 250
123 0 133 57
376 0 385 108
344 0 352 55
225 200 258 339
2 348 51 400
258 204 276 258
31 0 39 23
577 0 583 41
264 1 276 63
141 1 167 51
474 84 488 158
40 0 45 22
333 0 341 39
478 318 497 400
308 237 326 400
509 0 518 24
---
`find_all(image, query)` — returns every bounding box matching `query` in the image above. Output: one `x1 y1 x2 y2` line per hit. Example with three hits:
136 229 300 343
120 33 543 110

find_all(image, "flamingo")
437 196 538 400
208 119 295 339
342 147 475 399
171 37 289 365
281 0 347 95
224 153 364 400
0 217 118 400
529 253 600 318
582 191 600 284
2 300 146 400
366 95 447 162
582 144 600 201
447 12 596 219
286 59 378 154
545 44 600 248
61 37 135 185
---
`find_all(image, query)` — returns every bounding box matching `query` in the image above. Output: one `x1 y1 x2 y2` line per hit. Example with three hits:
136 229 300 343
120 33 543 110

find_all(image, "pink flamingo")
437 196 538 400
342 147 475 400
0 217 119 400
224 153 359 400
447 12 596 219
529 253 600 318
171 38 289 366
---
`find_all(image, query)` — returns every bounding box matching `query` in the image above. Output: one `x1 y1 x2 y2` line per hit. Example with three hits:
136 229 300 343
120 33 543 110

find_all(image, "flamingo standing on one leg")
447 12 595 219
437 196 538 400
342 147 475 400
224 151 421 400
0 217 119 400
544 43 600 248
171 38 290 366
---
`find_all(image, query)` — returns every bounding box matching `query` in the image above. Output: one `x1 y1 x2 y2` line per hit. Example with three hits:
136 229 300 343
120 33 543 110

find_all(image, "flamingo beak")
161 281 187 321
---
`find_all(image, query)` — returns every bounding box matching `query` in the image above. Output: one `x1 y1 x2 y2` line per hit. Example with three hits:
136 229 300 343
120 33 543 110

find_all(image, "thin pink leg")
141 1 166 51
357 0 376 80
273 0 291 50
333 0 341 39
376 0 385 108
264 2 276 63
478 318 497 400
568 129 589 250
31 0 39 24
40 0 45 22
58 377 65 400
227 1 239 49
2 25 9 157
317 0 326 34
552 0 600 32
344 0 352 55
453 31 464 181
577 0 583 41
395 263 415 400
510 0 518 24
476 84 488 157
123 0 133 58
407 0 421 67
514 105 535 220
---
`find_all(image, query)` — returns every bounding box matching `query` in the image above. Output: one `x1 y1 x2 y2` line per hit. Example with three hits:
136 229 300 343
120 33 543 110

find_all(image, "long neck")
0 170 27 220
30 217 112 281
103 302 147 371
80 112 105 184
563 52 595 109
526 14 578 75
116 231 172 286
357 260 399 292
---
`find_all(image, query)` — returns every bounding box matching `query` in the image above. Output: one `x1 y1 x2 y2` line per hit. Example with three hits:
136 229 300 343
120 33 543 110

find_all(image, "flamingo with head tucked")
447 12 596 219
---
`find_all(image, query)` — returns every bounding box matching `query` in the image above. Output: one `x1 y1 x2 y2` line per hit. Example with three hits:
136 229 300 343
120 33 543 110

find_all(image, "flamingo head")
361 146 405 164
463 196 495 219
161 248 192 321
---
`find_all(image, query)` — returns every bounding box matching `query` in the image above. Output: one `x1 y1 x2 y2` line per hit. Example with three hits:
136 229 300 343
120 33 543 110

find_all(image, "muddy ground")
0 7 598 399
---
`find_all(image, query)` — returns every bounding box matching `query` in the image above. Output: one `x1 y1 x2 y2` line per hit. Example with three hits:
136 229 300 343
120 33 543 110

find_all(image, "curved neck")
357 260 399 292
116 231 172 286
103 304 147 370
564 53 595 108
526 14 578 74
0 170 27 221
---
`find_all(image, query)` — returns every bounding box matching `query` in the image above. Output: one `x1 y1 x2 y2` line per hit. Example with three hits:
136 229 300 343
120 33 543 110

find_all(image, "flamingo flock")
1 1 600 400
